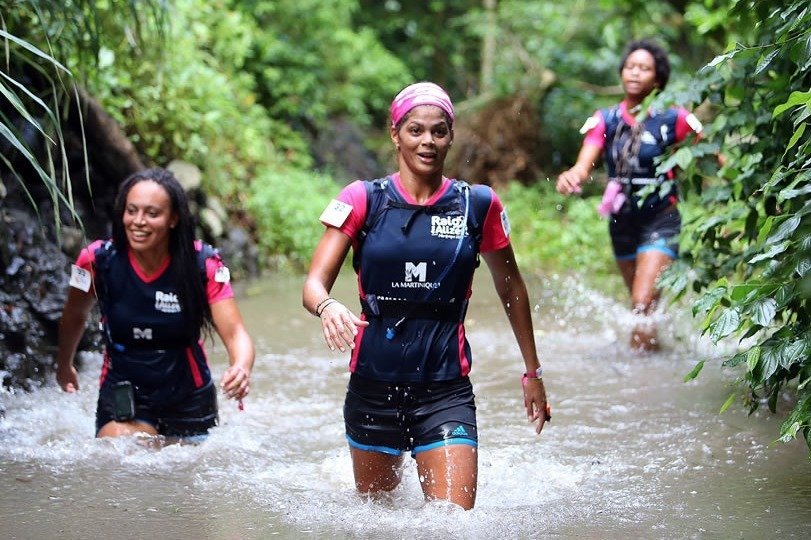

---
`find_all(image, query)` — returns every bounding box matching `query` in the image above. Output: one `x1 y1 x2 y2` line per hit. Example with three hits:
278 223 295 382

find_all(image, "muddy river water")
1 271 809 539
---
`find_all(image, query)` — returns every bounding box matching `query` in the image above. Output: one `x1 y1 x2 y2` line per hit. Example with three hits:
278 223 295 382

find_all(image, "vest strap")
361 296 468 321
609 176 665 186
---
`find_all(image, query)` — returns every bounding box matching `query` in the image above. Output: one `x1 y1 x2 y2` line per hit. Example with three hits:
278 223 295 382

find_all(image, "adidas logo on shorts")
451 425 468 437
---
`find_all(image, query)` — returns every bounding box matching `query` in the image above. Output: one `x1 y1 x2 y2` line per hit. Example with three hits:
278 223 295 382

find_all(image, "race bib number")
500 209 511 238
579 115 600 134
69 264 91 292
319 199 353 228
686 113 703 134
214 265 231 283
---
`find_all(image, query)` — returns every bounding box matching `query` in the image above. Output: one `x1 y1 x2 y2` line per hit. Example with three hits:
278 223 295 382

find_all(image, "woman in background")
557 39 703 352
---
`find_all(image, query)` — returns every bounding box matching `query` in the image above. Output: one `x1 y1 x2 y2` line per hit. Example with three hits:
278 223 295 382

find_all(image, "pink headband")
389 82 455 128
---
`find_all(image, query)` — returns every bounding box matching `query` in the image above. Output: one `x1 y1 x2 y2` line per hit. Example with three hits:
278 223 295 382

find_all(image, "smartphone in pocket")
113 381 135 421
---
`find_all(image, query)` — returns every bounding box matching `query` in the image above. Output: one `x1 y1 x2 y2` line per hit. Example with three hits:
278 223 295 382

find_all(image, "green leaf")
766 216 801 244
723 351 748 368
779 183 811 200
785 122 806 152
704 51 736 70
779 421 801 443
754 48 780 76
749 241 789 263
751 297 777 326
709 308 741 343
719 392 737 414
730 283 762 302
0 122 51 182
774 283 796 308
746 346 762 373
674 147 693 170
0 29 72 74
692 286 727 316
773 89 811 118
760 347 780 381
757 216 775 245
780 340 809 368
0 78 53 143
684 360 705 382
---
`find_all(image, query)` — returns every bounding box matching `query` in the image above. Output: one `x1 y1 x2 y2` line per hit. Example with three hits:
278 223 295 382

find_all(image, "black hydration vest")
348 177 493 382
602 105 681 213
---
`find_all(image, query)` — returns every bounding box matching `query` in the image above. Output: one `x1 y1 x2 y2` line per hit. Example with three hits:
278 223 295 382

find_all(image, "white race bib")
579 115 600 134
319 199 353 228
500 209 511 238
686 113 703 134
214 265 231 284
69 264 91 292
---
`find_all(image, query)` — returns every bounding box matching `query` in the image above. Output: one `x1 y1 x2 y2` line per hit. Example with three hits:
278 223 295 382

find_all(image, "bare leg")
628 250 673 352
97 420 159 438
414 444 478 510
350 447 404 495
616 259 636 294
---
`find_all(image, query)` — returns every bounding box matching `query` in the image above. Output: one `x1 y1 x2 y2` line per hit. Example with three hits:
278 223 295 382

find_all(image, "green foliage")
78 0 311 203
0 0 161 230
354 0 480 100
659 0 811 453
0 27 77 218
241 0 412 129
247 166 335 269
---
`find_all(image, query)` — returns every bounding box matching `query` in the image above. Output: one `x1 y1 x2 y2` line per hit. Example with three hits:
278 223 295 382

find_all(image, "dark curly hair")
618 39 671 90
112 167 212 340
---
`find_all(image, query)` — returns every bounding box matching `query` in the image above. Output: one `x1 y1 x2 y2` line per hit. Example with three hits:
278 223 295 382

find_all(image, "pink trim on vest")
186 345 204 388
457 323 471 376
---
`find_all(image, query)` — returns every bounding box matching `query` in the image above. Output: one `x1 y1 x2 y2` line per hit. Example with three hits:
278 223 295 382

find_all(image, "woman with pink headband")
303 82 549 510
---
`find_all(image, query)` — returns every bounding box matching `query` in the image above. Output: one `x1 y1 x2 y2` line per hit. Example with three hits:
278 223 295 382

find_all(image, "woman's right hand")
319 300 368 352
556 168 584 195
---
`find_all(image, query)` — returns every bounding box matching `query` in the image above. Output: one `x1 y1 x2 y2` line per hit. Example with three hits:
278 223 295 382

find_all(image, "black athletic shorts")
344 373 478 457
609 204 681 260
96 379 218 438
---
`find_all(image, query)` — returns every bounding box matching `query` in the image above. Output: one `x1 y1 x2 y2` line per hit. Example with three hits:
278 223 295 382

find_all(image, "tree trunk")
480 0 497 94
75 87 145 179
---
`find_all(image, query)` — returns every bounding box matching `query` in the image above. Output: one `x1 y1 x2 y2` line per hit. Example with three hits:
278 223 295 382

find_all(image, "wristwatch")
524 367 543 379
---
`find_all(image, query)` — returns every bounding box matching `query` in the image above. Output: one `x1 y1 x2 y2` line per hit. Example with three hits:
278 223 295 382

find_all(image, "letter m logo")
405 262 427 282
133 327 153 340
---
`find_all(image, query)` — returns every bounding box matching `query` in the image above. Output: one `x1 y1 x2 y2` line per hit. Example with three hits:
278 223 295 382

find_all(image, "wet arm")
556 143 602 195
212 298 255 400
482 246 549 434
56 287 96 392
302 227 351 315
302 227 368 351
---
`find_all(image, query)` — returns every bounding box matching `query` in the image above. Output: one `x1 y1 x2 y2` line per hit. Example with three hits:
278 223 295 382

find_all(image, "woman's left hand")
220 365 251 400
522 377 550 435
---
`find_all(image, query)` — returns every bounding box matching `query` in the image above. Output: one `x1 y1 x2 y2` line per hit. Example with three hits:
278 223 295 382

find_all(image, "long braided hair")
112 167 213 340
